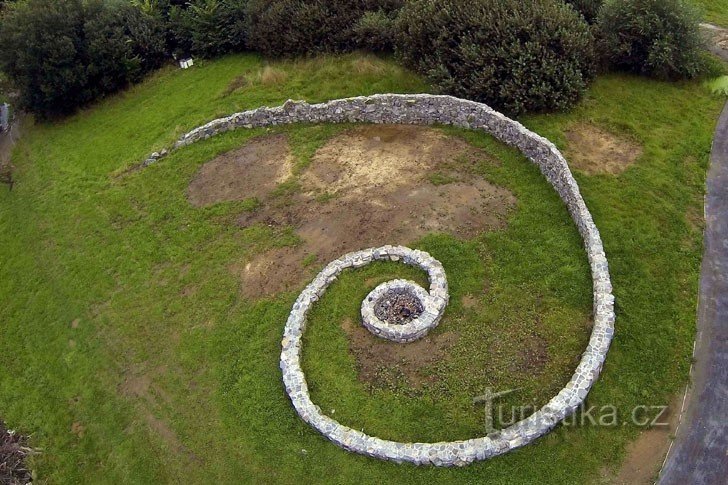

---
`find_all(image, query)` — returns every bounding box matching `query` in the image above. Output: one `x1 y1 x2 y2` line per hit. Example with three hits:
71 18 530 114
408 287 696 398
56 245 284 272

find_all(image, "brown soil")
187 134 294 207
461 294 479 309
600 394 681 484
70 421 85 438
514 332 549 374
229 246 317 299
341 318 459 389
230 125 516 299
564 124 642 175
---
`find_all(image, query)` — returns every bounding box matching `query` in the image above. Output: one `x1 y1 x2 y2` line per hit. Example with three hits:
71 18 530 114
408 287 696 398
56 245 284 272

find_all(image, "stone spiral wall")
145 94 615 466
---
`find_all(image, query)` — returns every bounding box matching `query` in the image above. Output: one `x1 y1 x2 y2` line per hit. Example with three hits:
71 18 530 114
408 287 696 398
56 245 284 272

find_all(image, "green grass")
0 51 724 484
694 0 728 26
709 75 728 95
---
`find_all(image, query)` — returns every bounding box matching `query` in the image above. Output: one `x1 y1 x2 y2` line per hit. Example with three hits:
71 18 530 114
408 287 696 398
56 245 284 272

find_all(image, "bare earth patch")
231 125 516 299
600 394 681 484
565 124 642 175
187 134 293 207
341 318 459 389
513 332 549 374
229 246 318 300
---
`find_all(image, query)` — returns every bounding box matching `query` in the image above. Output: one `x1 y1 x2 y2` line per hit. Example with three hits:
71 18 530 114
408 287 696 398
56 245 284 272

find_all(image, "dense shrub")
246 0 403 57
597 0 705 79
0 0 167 118
396 0 596 115
353 9 400 52
170 0 248 58
564 0 603 23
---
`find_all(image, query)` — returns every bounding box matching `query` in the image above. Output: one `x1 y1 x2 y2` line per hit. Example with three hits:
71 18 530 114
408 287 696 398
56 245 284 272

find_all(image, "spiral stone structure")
144 94 616 466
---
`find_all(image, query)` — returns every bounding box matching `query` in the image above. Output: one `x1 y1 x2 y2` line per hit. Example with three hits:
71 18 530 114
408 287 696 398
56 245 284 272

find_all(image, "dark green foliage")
564 0 603 23
246 0 403 57
597 0 706 79
353 9 400 52
0 0 167 118
121 5 169 73
395 0 596 115
170 0 248 58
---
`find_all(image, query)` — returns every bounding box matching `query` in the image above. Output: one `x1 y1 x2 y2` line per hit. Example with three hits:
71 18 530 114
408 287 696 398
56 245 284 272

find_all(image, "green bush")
395 0 596 115
0 0 167 118
122 4 170 73
246 0 403 57
564 0 603 23
597 0 705 79
353 9 400 52
170 0 248 58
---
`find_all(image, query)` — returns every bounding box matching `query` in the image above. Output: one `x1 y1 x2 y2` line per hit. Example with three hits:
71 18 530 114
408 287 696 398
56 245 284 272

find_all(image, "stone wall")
144 94 615 466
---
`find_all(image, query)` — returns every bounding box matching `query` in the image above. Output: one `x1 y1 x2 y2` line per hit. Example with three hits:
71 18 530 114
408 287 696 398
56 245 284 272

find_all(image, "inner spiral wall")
147 94 616 466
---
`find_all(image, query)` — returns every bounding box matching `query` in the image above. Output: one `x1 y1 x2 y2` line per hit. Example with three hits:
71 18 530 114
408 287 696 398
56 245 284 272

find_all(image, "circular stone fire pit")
362 278 445 343
374 286 424 324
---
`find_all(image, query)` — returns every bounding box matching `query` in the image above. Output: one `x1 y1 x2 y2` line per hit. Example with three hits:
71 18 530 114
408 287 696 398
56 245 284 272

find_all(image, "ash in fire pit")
374 288 424 325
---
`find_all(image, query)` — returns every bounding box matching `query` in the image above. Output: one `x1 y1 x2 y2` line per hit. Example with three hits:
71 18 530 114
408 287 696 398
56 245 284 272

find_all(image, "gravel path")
658 102 728 484
700 23 728 62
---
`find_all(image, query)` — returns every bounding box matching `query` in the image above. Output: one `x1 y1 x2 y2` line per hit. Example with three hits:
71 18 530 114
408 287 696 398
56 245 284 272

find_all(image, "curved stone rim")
359 246 448 343
362 279 436 343
147 94 616 466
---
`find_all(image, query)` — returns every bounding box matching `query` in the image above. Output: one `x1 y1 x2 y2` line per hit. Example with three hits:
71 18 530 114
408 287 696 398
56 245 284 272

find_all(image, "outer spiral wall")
144 94 616 466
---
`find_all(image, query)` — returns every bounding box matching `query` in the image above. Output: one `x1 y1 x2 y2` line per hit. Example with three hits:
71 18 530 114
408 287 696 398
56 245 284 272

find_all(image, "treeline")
0 0 713 118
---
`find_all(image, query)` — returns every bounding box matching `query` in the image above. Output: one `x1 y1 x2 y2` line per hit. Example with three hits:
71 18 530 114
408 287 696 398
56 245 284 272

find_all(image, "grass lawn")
0 52 724 483
694 0 728 26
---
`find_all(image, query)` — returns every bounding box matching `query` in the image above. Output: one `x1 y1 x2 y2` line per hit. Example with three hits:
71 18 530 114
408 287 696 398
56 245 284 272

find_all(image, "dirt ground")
212 125 516 299
187 134 293 207
341 318 459 390
599 394 682 484
565 123 643 175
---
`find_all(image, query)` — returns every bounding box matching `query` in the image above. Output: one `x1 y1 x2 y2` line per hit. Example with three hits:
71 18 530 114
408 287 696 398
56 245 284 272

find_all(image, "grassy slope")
694 0 728 26
0 52 723 484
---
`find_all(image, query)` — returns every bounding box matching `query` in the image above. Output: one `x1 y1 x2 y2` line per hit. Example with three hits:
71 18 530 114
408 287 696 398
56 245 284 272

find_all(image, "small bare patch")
461 295 479 309
71 318 80 329
232 125 516 299
564 124 642 175
231 246 316 300
341 318 459 389
187 134 293 207
70 422 85 438
181 284 197 298
513 333 549 374
601 394 680 484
